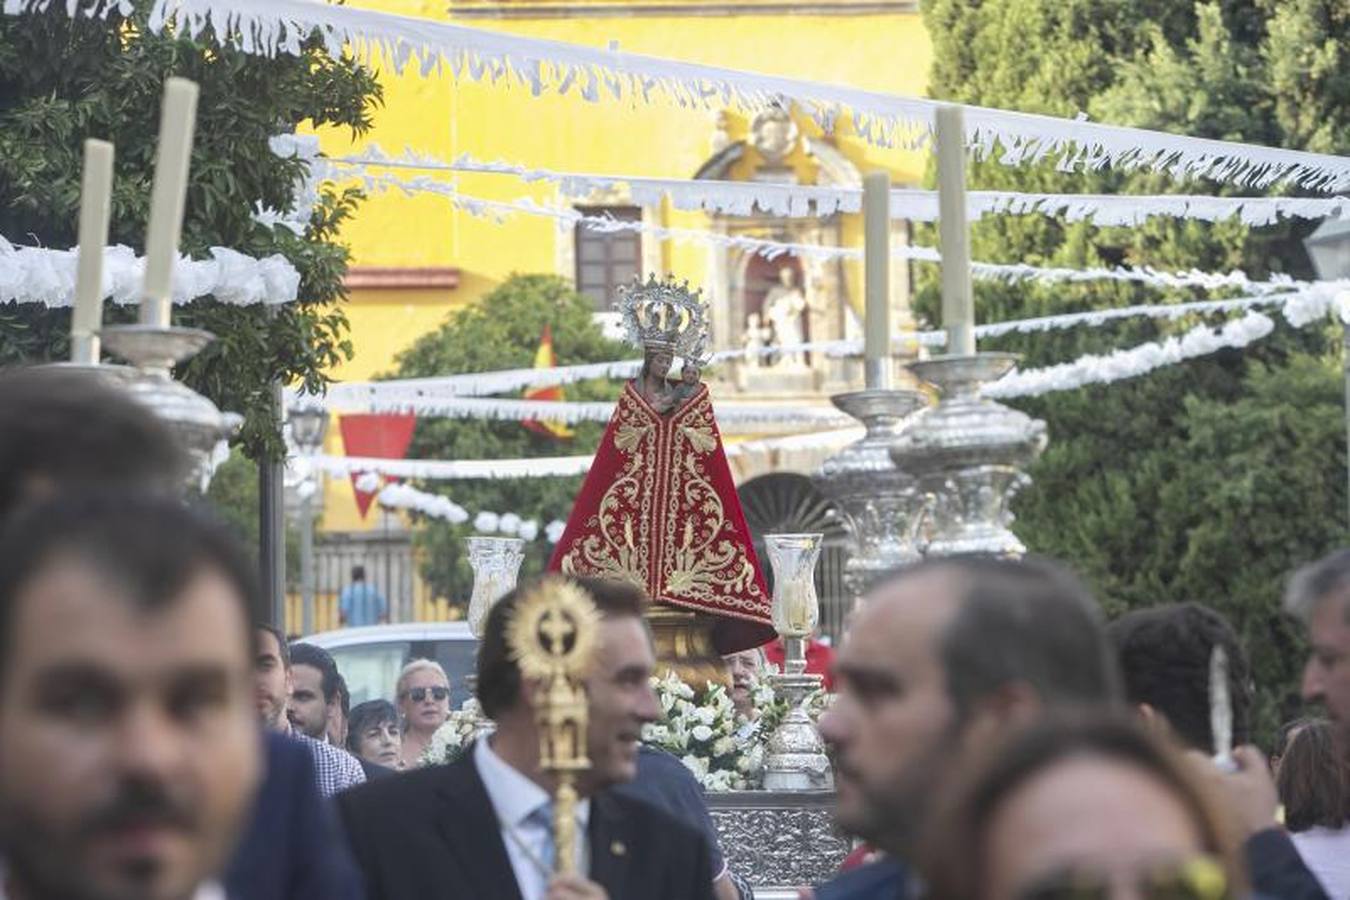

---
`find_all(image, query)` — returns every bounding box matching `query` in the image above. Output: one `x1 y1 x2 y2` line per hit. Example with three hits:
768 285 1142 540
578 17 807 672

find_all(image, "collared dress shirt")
1 876 226 900
286 726 366 797
474 737 590 900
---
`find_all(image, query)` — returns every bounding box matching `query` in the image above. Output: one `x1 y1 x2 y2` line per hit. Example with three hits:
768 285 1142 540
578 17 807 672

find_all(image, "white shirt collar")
474 737 590 830
0 876 224 900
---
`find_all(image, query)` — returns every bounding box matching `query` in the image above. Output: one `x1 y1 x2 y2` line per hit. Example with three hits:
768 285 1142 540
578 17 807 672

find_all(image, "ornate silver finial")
617 274 709 358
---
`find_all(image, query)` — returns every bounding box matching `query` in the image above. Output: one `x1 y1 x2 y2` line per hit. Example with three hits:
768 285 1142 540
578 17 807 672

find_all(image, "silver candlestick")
890 353 1046 558
813 388 930 605
100 324 242 491
465 536 526 736
762 533 833 792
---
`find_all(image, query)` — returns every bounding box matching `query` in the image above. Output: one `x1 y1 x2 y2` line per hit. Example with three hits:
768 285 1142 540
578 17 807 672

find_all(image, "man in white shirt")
0 493 263 900
338 575 714 900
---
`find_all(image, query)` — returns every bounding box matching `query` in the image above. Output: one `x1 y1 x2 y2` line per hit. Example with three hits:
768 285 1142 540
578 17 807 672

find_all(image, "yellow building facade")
293 0 933 631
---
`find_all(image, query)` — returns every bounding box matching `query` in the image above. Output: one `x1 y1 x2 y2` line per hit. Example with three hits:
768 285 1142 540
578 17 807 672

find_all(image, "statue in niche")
763 267 811 368
741 312 771 368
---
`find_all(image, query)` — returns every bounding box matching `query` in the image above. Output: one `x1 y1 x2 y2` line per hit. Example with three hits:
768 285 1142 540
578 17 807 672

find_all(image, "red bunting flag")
338 413 417 519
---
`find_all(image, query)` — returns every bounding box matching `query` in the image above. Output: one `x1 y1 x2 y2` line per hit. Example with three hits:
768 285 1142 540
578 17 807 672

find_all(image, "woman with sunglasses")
920 712 1245 900
395 659 452 768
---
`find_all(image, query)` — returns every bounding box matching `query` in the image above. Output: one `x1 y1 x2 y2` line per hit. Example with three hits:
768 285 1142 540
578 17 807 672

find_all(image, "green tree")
389 274 628 604
0 2 382 459
921 0 1350 740
200 448 301 586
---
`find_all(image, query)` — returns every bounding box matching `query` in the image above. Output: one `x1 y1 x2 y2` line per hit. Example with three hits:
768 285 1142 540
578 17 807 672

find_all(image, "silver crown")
617 274 709 358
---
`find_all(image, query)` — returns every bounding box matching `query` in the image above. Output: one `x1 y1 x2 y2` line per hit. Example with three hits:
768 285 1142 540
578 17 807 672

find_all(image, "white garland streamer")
21 0 1350 192
985 312 1276 399
314 454 594 480
322 288 1322 405
335 146 1350 227
335 393 855 428
373 482 552 541
304 297 1343 480
342 169 1305 295
0 236 301 307
307 425 864 483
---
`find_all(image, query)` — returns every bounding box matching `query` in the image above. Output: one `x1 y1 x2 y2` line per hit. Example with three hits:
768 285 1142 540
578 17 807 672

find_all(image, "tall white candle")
141 77 200 328
71 139 114 364
936 105 976 356
863 171 892 389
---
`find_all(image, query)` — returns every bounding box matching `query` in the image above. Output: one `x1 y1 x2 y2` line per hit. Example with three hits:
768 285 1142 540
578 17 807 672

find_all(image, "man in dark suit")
339 576 713 900
225 732 366 900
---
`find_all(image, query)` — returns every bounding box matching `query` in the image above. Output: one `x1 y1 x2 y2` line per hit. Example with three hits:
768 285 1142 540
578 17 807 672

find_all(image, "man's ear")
960 681 1043 747
1136 702 1173 739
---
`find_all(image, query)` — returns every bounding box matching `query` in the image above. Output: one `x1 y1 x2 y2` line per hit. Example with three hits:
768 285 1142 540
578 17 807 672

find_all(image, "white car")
304 622 478 709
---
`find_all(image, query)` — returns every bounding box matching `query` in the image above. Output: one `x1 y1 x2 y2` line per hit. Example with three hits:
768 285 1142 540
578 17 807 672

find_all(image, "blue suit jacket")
813 858 907 900
224 732 366 900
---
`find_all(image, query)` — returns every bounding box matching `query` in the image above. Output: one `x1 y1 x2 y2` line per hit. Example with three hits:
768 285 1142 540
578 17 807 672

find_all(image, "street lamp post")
288 403 329 636
1304 217 1350 528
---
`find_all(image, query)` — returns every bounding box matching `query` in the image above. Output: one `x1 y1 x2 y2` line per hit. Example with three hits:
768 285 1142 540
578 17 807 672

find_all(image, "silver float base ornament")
891 353 1047 558
708 790 850 896
762 637 833 792
101 324 243 491
761 533 833 792
813 388 930 603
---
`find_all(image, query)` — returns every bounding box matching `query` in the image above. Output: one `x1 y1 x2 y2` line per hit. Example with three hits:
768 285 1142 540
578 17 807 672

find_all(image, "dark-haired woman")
1277 718 1350 898
921 712 1244 900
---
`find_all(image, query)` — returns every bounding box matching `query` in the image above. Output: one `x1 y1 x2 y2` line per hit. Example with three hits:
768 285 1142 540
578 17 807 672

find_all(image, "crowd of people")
3 366 1350 900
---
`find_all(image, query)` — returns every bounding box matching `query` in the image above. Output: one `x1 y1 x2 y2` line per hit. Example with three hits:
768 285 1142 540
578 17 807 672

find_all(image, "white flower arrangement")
420 697 490 767
641 667 828 791
642 670 751 791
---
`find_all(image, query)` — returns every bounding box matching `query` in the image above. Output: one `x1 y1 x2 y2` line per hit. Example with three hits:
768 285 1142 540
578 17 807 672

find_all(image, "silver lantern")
814 388 930 605
761 533 833 792
891 353 1046 558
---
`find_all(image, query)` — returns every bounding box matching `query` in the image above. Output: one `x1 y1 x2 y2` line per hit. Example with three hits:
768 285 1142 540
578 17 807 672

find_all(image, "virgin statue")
548 276 774 683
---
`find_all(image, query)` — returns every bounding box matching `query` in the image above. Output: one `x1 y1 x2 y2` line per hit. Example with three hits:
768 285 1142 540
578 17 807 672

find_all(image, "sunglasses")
1014 857 1229 900
404 686 449 703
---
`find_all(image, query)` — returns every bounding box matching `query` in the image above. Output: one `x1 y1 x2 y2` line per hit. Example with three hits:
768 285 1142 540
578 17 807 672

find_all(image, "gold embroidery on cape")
660 395 769 615
561 385 768 618
560 388 652 588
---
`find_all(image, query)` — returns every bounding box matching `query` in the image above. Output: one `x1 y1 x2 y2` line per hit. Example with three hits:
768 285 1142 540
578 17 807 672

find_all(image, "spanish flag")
523 325 574 440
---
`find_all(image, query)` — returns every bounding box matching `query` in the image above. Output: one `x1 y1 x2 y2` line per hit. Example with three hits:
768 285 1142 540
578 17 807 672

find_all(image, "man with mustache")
0 366 364 900
0 492 262 900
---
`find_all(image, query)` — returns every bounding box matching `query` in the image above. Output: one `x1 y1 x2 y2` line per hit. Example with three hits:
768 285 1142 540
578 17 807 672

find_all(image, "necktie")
525 802 555 874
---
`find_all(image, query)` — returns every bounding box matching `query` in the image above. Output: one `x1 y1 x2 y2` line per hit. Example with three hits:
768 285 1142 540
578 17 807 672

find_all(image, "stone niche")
695 108 886 398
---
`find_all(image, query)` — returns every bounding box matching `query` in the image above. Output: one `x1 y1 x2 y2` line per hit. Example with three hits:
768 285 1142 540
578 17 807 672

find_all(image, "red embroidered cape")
548 381 775 653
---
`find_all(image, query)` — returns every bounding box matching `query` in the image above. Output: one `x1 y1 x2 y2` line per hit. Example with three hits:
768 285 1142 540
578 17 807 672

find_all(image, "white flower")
681 754 709 779
704 769 734 792
712 736 735 757
690 724 714 743
474 511 500 533
693 706 717 726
